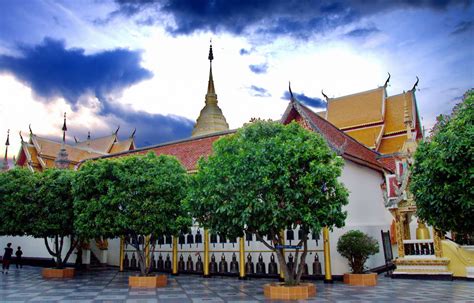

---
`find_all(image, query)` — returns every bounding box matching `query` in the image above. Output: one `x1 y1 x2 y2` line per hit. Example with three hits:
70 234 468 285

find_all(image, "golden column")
239 237 245 279
204 229 210 277
279 230 286 280
119 236 124 272
172 236 178 275
145 235 150 268
323 227 333 283
395 211 406 257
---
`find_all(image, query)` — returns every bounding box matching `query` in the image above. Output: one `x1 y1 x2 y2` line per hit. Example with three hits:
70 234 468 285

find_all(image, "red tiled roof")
379 156 397 172
282 101 389 172
87 131 235 171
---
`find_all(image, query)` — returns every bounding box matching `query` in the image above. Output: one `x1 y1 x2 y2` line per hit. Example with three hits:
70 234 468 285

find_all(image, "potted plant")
187 121 349 300
73 153 190 288
337 230 379 286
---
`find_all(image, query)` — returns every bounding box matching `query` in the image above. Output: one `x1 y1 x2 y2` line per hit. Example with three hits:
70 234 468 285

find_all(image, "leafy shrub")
337 230 379 274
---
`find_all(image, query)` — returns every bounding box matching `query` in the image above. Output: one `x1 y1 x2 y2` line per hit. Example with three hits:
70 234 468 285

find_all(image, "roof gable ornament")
130 128 137 138
411 76 419 92
384 72 391 88
114 125 120 135
289 82 296 103
321 90 329 102
19 131 24 143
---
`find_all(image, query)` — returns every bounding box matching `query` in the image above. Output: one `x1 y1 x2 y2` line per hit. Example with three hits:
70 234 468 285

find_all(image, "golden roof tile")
385 91 414 135
378 135 407 154
109 138 134 154
75 135 117 153
326 87 385 129
345 125 384 149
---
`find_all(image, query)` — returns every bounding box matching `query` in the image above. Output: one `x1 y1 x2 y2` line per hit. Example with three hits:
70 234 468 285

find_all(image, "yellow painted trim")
239 237 245 278
323 227 332 282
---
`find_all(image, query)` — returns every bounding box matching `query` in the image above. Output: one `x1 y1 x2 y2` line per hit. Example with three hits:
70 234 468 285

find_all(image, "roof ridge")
81 129 237 163
328 86 384 102
298 104 380 162
33 135 107 155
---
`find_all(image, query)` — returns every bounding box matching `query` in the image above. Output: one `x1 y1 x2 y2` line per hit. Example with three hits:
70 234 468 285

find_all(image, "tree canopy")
411 90 474 234
336 230 379 274
73 152 191 275
187 120 349 284
0 168 37 236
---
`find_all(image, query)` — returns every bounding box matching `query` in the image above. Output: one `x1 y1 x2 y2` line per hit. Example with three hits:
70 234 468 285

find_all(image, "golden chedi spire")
191 41 229 137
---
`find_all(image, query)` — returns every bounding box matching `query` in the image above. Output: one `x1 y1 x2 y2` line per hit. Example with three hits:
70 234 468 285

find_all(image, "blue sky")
0 0 472 155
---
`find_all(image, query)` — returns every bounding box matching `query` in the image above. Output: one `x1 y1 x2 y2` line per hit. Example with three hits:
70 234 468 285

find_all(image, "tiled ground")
0 266 472 302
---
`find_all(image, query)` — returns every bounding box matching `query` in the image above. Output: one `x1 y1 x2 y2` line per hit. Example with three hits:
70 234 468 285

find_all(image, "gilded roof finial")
29 124 33 136
62 112 67 144
411 76 419 91
384 72 391 88
114 125 120 135
19 131 24 143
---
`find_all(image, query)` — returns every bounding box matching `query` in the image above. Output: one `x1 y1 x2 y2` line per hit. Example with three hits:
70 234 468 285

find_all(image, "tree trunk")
136 248 147 276
295 238 308 283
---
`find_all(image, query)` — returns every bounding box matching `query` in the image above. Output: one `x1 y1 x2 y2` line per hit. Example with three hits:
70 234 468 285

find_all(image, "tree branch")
44 237 56 257
255 233 275 251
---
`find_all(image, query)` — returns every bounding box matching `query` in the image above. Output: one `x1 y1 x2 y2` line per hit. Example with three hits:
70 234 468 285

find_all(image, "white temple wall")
0 236 76 263
330 160 393 275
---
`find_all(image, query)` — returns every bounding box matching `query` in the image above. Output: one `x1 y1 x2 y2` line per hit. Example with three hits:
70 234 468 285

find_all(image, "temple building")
2 44 473 280
318 75 422 155
15 122 136 171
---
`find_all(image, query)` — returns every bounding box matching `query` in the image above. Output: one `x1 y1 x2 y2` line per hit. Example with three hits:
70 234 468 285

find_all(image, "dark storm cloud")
345 27 380 38
0 38 194 147
104 107 194 147
0 38 153 107
451 20 473 35
249 85 271 97
106 0 470 39
282 91 326 108
249 63 268 74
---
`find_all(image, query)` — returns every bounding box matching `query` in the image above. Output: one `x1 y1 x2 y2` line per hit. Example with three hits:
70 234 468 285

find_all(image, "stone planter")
129 275 167 288
42 268 75 278
263 283 316 300
343 273 377 286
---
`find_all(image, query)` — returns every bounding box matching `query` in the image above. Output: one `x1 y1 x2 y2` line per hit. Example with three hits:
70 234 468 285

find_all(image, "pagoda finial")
62 112 67 143
384 72 391 88
130 128 136 138
207 40 216 96
411 76 419 91
208 39 214 62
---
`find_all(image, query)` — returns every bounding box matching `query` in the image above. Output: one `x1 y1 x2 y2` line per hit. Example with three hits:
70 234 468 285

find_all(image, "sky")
0 0 473 160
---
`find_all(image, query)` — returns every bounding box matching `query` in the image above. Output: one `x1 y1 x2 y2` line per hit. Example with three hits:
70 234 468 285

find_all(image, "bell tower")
191 41 229 137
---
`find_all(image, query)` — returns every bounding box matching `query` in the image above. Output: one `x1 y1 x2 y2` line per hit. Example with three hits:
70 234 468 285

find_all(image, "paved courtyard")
0 266 472 302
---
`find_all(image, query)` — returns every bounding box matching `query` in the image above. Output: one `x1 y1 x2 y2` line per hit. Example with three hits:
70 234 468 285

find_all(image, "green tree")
0 168 78 268
187 121 349 285
32 169 78 268
73 153 191 276
411 90 474 234
0 168 37 236
336 230 379 274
